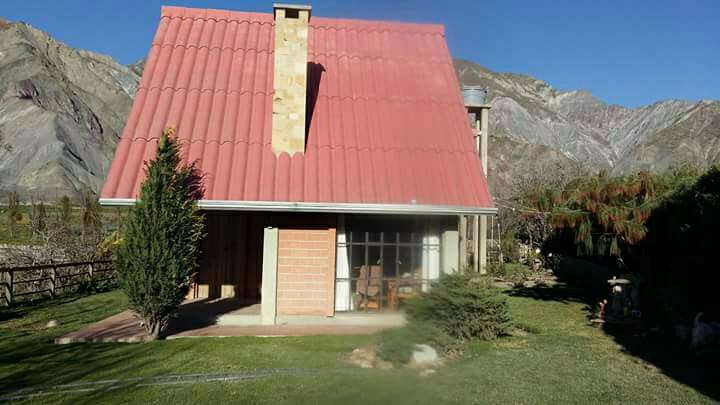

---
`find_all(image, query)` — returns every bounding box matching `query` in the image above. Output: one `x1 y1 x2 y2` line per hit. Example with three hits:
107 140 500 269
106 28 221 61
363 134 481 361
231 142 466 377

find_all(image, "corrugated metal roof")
100 6 494 212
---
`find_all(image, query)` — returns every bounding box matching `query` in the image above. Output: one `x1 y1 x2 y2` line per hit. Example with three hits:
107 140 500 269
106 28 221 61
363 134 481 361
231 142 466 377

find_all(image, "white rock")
45 319 60 328
410 344 439 366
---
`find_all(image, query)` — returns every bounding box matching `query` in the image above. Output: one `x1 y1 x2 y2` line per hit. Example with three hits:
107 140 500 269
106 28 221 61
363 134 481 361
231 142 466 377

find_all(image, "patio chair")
356 265 382 311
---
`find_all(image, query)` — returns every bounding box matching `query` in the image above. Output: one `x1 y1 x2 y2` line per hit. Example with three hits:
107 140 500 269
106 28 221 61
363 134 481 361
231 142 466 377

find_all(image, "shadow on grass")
509 258 720 401
508 283 591 305
603 324 720 401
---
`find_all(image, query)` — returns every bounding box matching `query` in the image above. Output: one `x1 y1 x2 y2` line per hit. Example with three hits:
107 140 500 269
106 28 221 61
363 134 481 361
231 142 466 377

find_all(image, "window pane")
368 246 381 266
382 245 397 278
350 231 366 243
412 244 424 279
350 245 365 278
398 246 413 278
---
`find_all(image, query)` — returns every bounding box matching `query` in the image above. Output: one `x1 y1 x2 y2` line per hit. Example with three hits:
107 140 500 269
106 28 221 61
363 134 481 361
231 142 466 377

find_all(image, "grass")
0 204 125 245
1 287 717 404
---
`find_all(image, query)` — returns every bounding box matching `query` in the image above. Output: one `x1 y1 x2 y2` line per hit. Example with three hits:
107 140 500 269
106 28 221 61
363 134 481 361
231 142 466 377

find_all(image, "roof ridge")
134 86 465 105
161 6 445 35
119 137 478 155
147 43 451 64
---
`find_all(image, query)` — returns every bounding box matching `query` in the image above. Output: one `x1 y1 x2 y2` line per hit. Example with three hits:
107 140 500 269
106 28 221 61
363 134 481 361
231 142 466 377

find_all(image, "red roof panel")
101 6 494 210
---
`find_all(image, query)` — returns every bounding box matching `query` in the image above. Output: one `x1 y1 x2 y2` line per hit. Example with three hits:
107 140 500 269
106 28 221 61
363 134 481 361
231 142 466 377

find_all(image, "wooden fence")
0 260 114 306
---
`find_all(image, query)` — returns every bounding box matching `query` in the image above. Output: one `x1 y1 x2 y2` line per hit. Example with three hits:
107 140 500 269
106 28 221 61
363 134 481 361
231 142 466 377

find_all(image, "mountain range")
0 18 718 201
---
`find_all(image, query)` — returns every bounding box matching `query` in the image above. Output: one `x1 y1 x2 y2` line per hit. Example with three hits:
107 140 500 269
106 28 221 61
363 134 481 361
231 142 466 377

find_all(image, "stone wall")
271 7 310 155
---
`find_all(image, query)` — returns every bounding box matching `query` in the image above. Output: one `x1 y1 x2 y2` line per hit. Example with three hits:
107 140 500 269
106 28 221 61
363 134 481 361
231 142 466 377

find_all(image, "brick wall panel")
276 228 336 316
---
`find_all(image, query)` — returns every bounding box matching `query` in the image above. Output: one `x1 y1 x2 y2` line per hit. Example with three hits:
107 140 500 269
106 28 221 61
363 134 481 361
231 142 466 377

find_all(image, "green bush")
376 321 454 365
488 263 533 286
405 273 512 341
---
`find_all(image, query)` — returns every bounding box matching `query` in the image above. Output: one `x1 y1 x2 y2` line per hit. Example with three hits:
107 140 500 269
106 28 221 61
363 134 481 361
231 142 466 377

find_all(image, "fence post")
4 270 13 306
1 271 6 306
50 261 57 299
88 262 94 281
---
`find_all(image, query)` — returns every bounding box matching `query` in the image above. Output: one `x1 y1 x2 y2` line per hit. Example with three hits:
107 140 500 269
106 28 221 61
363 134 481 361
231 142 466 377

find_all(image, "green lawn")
0 204 125 245
0 288 716 404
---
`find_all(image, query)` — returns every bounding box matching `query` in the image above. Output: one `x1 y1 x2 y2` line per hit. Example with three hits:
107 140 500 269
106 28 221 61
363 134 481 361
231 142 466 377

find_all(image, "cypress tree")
115 128 205 339
36 200 47 233
81 189 102 238
59 195 72 228
7 191 19 238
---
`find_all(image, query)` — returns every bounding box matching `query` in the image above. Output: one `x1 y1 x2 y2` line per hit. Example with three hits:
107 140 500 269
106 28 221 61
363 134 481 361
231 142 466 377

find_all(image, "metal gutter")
99 198 498 216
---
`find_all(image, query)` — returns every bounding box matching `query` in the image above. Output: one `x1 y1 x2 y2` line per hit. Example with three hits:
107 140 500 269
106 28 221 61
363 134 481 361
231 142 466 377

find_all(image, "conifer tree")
7 191 19 238
35 201 47 233
524 171 670 257
59 195 72 228
81 189 102 238
115 128 205 339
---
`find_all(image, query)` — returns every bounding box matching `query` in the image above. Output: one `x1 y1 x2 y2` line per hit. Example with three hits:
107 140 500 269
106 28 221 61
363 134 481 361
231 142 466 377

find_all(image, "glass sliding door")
335 216 441 312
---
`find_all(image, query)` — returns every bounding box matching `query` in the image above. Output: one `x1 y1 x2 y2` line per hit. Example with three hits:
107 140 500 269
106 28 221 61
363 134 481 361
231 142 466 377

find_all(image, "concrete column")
479 216 488 274
441 230 459 274
480 107 489 175
459 215 467 272
479 106 490 274
261 227 279 325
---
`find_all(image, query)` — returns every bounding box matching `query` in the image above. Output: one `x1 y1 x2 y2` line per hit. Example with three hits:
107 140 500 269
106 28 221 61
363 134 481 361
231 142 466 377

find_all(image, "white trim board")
99 198 498 216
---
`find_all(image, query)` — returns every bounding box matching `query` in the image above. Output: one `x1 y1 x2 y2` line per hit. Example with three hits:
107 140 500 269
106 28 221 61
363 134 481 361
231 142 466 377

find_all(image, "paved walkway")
56 300 394 343
56 311 150 343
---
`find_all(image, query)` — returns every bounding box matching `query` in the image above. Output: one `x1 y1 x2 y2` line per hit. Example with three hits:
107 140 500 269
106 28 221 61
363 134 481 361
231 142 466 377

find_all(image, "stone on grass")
348 346 393 369
410 344 441 368
45 319 60 328
349 347 376 369
419 368 437 377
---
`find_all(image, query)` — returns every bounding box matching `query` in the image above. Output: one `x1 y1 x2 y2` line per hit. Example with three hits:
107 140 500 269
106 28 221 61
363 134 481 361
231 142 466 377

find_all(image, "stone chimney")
272 4 312 155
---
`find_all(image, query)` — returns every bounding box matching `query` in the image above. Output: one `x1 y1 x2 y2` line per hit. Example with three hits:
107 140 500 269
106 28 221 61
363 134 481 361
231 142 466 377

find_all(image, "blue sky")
1 0 718 108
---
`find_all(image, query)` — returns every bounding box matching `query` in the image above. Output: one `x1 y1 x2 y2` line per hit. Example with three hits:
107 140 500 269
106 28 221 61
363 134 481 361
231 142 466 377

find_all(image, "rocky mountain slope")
0 17 139 201
455 59 720 176
0 18 716 201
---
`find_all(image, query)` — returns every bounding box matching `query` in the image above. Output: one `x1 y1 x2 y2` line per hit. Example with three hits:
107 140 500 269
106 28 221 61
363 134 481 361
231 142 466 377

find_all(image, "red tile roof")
100 6 494 213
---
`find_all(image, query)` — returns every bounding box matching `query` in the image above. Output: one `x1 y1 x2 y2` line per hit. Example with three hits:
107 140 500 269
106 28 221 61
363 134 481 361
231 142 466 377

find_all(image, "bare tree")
494 159 588 258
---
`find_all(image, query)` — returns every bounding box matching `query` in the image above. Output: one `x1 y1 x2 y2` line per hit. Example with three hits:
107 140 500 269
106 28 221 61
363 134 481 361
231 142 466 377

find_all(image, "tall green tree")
59 195 72 228
7 191 19 238
35 201 47 233
81 189 102 238
115 128 205 339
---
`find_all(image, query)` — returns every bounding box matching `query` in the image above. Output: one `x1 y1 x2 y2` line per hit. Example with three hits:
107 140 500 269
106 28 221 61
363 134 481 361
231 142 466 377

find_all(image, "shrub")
115 128 205 339
376 321 454 365
406 273 512 341
488 263 533 286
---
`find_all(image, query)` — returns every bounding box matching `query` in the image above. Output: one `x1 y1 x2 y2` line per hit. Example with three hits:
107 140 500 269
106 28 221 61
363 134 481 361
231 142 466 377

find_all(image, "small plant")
406 273 512 342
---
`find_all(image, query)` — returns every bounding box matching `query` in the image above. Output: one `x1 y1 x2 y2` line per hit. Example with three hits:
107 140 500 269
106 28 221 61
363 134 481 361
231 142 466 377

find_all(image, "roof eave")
99 198 497 216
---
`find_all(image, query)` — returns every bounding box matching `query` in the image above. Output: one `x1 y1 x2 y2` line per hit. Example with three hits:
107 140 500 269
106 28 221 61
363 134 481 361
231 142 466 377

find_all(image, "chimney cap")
274 3 312 19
